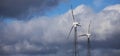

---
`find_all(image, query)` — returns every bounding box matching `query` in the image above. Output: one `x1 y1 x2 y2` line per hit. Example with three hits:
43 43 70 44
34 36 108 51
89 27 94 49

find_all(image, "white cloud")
103 4 120 13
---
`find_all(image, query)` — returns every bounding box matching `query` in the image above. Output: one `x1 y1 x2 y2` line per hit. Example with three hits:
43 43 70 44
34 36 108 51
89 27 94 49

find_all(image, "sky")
0 0 120 56
46 0 120 16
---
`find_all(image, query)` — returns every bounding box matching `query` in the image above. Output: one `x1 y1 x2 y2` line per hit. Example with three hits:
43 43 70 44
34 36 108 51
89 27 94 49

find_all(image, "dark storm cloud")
0 40 59 55
90 32 120 50
0 0 66 19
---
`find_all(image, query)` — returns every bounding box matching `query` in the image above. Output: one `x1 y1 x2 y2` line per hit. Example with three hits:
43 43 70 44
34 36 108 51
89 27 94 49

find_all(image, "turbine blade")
79 34 87 37
88 20 92 34
67 25 74 39
71 5 75 22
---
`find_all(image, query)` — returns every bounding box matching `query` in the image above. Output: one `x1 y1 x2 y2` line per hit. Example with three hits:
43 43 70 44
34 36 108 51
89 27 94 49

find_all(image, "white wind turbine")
67 5 81 56
79 20 92 56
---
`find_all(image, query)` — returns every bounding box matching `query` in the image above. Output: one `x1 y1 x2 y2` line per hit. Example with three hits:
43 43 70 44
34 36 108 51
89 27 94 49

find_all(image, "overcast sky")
0 0 120 56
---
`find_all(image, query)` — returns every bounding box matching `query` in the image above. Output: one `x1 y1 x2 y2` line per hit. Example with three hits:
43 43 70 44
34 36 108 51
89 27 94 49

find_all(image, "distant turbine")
67 5 81 56
79 20 92 56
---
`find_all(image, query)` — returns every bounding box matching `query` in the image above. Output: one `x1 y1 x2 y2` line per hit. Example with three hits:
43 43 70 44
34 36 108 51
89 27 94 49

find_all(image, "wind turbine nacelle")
86 34 91 38
73 22 81 27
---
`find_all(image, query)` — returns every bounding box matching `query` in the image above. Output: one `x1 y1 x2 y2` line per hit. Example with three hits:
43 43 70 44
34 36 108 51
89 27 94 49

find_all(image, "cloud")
0 0 67 19
103 4 120 13
0 4 120 56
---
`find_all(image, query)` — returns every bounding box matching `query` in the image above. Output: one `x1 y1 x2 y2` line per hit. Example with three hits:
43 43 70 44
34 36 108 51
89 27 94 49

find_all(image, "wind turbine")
67 5 81 56
79 20 92 56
